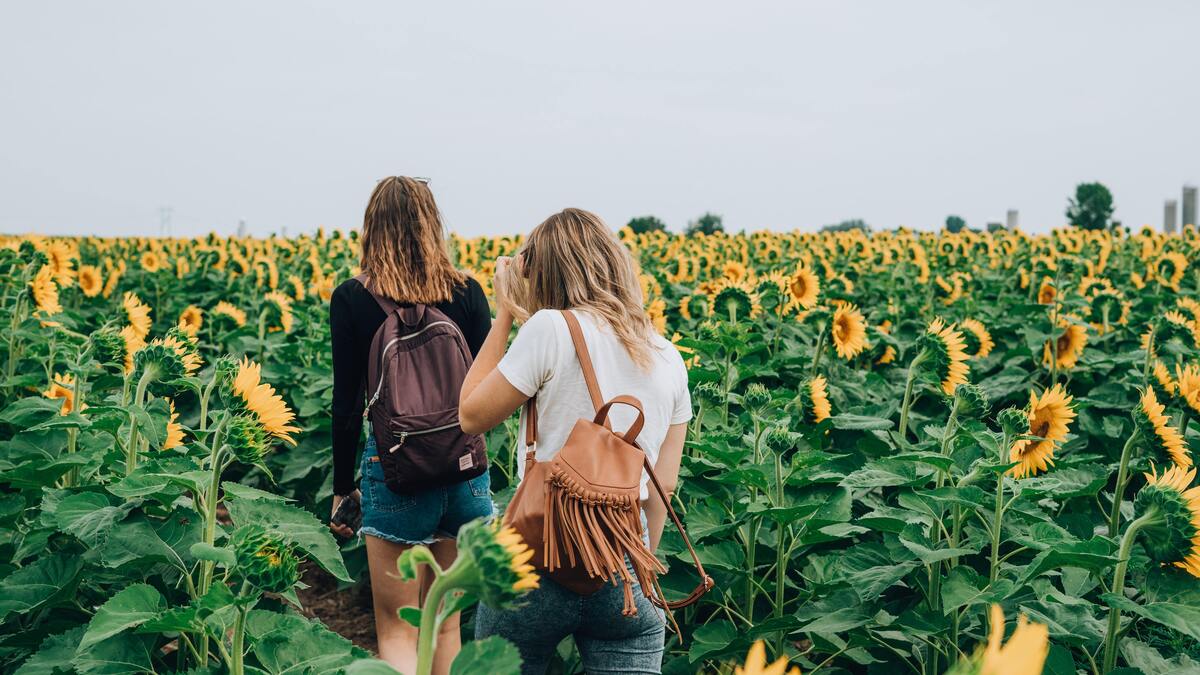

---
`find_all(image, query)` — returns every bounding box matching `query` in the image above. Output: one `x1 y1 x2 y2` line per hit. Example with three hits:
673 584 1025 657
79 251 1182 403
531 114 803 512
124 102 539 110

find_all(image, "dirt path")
295 563 379 655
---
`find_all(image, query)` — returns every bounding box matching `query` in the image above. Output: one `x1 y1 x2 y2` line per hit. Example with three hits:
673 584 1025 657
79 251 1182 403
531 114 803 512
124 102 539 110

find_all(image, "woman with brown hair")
459 208 692 674
329 176 492 674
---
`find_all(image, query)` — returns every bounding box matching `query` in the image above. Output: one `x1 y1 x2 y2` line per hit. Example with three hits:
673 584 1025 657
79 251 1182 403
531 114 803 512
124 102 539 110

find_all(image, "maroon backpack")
357 274 487 493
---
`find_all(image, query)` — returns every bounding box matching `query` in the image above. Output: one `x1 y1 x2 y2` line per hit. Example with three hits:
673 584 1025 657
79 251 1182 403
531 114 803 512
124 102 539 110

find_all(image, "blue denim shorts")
359 430 495 545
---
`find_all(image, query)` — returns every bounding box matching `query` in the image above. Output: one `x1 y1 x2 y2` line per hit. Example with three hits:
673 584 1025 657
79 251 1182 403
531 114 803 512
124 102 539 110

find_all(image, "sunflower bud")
225 414 271 466
232 525 301 594
953 384 989 419
695 381 723 407
764 426 797 454
743 383 771 413
997 407 1027 437
89 327 127 372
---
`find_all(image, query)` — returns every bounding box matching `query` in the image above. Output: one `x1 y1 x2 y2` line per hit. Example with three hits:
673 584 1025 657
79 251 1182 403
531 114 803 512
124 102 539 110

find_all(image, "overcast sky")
2 1 1197 238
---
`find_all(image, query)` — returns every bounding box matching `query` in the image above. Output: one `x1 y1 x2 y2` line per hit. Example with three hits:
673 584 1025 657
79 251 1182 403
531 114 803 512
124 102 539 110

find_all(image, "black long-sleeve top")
329 276 491 495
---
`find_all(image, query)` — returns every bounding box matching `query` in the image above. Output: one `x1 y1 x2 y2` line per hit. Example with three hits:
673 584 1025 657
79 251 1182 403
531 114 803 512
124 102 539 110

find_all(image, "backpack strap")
356 273 426 327
561 310 604 412
521 309 607 451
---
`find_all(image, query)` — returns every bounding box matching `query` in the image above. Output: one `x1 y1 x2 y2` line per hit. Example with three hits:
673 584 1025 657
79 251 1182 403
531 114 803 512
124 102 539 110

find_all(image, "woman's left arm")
644 422 687 553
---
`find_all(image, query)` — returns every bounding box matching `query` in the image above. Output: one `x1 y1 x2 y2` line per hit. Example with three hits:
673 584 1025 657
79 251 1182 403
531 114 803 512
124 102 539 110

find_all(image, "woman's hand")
329 490 360 539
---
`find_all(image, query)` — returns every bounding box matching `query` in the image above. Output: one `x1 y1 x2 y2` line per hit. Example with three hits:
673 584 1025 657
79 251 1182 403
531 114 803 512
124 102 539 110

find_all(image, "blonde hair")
499 208 656 368
360 177 465 303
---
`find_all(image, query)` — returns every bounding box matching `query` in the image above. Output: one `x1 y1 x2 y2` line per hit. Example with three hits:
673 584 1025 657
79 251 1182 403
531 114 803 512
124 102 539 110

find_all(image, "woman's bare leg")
366 535 462 675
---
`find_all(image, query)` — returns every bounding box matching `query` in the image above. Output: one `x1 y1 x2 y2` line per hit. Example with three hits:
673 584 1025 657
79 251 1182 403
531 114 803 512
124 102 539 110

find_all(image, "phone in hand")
331 494 362 534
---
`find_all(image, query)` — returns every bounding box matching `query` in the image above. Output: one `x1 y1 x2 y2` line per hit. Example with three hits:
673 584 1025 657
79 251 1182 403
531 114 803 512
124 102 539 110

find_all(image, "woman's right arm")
645 423 687 552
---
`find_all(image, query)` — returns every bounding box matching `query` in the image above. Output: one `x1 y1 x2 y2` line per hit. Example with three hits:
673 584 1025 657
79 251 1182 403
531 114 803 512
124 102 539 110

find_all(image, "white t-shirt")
498 309 692 500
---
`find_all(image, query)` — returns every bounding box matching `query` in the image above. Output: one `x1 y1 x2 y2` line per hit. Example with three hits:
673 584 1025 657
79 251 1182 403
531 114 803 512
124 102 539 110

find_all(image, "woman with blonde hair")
329 177 492 673
460 208 692 674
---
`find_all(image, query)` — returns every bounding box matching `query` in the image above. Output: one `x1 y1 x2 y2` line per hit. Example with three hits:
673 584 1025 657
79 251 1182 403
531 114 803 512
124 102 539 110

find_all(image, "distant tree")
986 222 1006 233
685 212 724 236
1066 182 1115 230
945 215 966 233
820 219 870 233
626 215 667 235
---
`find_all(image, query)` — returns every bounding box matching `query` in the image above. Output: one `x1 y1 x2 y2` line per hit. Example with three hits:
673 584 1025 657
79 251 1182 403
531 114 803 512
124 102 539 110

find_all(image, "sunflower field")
4 224 1200 675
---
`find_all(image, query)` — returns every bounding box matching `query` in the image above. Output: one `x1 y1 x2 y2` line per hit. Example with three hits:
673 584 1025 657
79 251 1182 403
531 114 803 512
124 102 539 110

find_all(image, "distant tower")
1184 185 1198 229
158 206 173 238
237 219 247 238
1165 200 1179 234
1005 209 1019 230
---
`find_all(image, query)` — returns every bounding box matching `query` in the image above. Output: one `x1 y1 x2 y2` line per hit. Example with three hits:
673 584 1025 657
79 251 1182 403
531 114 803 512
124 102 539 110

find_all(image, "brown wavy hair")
497 208 656 368
360 177 465 303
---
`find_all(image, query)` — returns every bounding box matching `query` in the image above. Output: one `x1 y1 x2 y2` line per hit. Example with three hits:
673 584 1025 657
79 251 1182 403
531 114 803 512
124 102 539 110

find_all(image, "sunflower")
178 306 203 336
959 319 995 358
43 240 76 287
122 292 152 341
1043 320 1087 371
1142 311 1200 356
212 300 248 327
451 520 539 610
1008 384 1075 479
262 292 294 333
30 265 62 316
1036 277 1056 305
231 357 300 444
1088 288 1127 333
1176 364 1200 416
671 333 699 369
830 303 868 360
646 298 667 335
1178 297 1200 326
787 265 820 309
922 318 970 394
708 279 762 322
1156 251 1188 290
101 267 122 298
721 260 748 283
77 265 103 298
42 373 76 415
140 251 162 273
287 274 306 301
163 399 185 450
800 375 832 423
1150 360 1177 402
1135 388 1190 469
495 525 540 592
733 641 801 675
117 326 145 374
947 605 1048 675
1135 465 1200 578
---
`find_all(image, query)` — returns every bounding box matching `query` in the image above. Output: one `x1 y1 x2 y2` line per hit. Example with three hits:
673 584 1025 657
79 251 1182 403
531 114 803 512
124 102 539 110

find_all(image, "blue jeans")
474 512 664 674
359 430 494 544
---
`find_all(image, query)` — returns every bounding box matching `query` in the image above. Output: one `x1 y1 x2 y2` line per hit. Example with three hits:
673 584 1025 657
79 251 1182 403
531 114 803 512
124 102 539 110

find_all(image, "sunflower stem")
199 367 219 432
989 429 1015 584
898 350 929 440
125 364 158 475
1107 432 1141 539
414 555 454 675
1102 508 1162 673
810 320 828 377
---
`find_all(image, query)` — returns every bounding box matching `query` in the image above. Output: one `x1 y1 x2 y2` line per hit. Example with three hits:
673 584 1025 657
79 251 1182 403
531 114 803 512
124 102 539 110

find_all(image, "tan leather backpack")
502 310 713 617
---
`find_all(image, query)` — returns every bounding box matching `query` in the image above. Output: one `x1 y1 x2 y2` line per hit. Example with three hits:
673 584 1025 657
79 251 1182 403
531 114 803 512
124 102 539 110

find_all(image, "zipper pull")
388 432 408 453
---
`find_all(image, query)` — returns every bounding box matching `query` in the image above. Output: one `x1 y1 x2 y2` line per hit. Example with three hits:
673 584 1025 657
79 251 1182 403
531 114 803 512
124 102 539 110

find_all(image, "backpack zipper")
363 321 460 417
386 422 461 453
